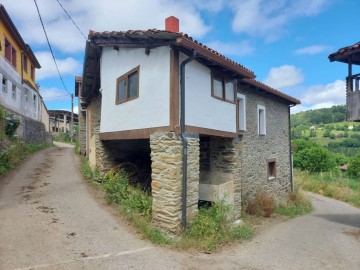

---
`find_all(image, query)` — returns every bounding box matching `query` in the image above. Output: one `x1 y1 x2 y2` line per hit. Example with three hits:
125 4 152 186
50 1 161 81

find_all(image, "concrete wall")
180 53 237 133
100 46 171 133
41 101 50 132
236 86 291 202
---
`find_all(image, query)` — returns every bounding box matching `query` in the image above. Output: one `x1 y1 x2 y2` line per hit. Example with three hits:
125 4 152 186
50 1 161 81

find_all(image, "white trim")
237 93 246 131
257 104 266 135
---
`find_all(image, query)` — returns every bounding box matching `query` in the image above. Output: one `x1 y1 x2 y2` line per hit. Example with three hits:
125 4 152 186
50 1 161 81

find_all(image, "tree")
347 154 360 178
309 128 316 137
293 146 336 173
323 129 331 137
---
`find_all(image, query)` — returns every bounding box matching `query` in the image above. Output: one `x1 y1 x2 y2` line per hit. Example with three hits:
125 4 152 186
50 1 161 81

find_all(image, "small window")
24 89 28 101
12 85 16 99
211 72 235 103
33 94 36 107
4 37 17 68
30 65 35 81
23 55 28 73
267 158 277 180
2 77 7 93
257 105 266 135
116 66 139 104
237 93 246 131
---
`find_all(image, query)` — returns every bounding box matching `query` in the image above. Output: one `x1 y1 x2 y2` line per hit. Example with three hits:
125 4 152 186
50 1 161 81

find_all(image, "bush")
275 190 313 217
294 146 336 173
333 153 348 166
5 115 20 137
347 154 360 178
245 193 275 217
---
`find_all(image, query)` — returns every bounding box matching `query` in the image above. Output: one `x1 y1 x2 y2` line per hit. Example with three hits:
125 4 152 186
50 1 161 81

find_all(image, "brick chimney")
165 16 179 32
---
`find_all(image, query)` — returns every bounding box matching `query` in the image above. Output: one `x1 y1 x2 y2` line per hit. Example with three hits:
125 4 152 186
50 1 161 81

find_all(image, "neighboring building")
0 4 47 142
41 98 50 132
77 17 300 234
49 109 78 134
329 41 360 121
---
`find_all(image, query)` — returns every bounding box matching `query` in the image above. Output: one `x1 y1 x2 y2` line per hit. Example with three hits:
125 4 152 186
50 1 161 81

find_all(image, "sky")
2 0 359 114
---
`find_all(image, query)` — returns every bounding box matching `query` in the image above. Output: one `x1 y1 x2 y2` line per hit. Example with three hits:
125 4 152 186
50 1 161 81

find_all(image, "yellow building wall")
0 21 37 90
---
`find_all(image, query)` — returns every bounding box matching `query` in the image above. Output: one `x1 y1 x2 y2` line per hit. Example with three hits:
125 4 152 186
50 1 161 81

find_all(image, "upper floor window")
5 37 17 68
33 94 37 107
211 72 235 103
23 55 28 73
30 65 35 81
237 93 246 131
2 77 7 93
257 105 266 135
116 66 139 104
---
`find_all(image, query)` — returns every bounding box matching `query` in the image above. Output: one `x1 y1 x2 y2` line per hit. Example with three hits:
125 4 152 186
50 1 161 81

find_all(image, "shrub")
5 116 20 137
245 193 276 217
275 190 313 217
333 153 348 166
294 146 336 173
347 154 360 179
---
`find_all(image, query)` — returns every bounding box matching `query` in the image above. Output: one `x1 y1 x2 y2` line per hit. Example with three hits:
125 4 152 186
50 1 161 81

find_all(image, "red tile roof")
329 41 360 65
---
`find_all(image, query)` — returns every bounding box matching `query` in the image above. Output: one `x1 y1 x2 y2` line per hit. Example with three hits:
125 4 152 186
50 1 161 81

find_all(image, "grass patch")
0 142 51 175
295 169 360 208
275 190 313 217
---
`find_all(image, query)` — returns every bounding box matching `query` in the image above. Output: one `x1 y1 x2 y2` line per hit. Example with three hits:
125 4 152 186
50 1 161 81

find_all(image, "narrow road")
0 142 359 270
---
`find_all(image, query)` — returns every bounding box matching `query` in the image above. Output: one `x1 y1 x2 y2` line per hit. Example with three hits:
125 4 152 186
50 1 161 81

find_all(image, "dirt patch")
36 206 55 214
344 230 360 241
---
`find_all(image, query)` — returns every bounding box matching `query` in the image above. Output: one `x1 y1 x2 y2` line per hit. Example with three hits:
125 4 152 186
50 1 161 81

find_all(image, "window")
211 72 235 103
24 89 28 101
237 93 246 131
257 105 266 135
12 85 16 99
30 65 35 81
33 94 37 107
23 55 28 73
116 66 139 104
4 37 17 68
2 77 7 93
267 158 277 180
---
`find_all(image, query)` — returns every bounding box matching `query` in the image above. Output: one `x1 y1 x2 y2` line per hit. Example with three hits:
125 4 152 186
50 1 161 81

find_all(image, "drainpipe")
289 104 294 192
180 50 196 230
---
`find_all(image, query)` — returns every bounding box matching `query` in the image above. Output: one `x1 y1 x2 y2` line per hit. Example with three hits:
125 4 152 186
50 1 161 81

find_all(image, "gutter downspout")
180 50 196 230
289 104 294 192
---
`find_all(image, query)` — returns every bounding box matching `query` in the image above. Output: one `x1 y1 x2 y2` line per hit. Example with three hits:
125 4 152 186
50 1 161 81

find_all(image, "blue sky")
3 0 359 114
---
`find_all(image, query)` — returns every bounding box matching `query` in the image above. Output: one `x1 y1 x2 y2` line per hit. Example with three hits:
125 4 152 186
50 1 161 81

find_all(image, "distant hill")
291 105 346 128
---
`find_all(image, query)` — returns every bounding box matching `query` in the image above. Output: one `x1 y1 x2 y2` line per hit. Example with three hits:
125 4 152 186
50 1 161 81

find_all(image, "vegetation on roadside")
0 142 51 175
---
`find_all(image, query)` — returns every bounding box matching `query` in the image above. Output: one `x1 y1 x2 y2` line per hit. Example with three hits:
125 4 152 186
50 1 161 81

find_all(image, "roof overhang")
329 41 360 65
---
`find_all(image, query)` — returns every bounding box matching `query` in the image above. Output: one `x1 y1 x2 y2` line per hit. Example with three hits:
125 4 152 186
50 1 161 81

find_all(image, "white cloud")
73 106 79 114
264 65 304 89
35 51 82 80
290 80 346 114
40 87 71 101
205 40 254 56
2 0 214 53
230 0 329 41
295 45 330 55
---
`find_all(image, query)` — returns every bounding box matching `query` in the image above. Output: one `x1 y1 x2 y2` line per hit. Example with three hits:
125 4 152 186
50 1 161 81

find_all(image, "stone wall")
150 132 199 234
236 86 291 203
78 110 86 155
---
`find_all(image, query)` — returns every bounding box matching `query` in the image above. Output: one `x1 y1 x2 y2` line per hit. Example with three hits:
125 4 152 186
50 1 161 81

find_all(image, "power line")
55 0 87 40
33 0 69 93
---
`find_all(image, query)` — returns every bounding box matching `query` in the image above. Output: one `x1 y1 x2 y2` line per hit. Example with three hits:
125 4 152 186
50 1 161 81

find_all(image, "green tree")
293 146 336 173
347 155 360 178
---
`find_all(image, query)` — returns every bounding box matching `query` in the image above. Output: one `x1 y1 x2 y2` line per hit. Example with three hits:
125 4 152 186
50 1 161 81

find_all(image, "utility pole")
70 94 74 142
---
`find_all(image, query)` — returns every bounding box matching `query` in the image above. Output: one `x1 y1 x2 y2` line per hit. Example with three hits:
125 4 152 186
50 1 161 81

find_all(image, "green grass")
275 190 313 217
295 169 360 208
0 142 51 175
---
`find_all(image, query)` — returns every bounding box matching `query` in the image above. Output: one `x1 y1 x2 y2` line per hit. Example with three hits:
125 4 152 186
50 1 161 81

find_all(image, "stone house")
0 4 48 142
76 17 300 233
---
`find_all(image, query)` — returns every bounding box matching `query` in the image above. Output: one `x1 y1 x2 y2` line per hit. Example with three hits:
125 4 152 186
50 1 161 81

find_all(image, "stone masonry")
150 132 199 234
235 86 292 203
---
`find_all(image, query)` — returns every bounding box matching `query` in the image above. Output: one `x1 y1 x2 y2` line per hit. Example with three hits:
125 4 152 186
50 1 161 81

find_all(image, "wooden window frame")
236 93 246 132
257 104 266 135
267 158 277 180
23 55 28 73
115 66 140 105
30 65 35 81
4 36 17 69
211 70 235 104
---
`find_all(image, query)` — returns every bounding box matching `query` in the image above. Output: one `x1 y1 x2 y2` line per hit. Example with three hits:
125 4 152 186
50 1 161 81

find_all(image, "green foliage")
275 190 313 217
333 153 348 166
323 129 331 137
5 116 20 137
294 146 336 173
184 200 253 251
102 168 152 219
53 132 71 142
347 154 360 178
292 139 318 151
309 128 316 137
0 142 50 175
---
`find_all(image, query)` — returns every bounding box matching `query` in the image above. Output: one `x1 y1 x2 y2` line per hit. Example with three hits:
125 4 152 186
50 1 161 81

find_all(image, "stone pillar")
150 132 199 234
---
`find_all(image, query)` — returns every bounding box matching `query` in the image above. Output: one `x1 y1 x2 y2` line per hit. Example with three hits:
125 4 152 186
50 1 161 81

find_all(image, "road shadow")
313 214 360 228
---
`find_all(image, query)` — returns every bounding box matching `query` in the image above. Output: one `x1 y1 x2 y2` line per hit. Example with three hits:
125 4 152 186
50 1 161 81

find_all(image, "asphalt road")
0 142 359 270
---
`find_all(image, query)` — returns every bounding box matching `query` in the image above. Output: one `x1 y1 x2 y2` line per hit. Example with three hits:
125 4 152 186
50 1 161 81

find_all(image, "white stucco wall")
100 46 171 133
0 57 41 121
180 53 236 133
